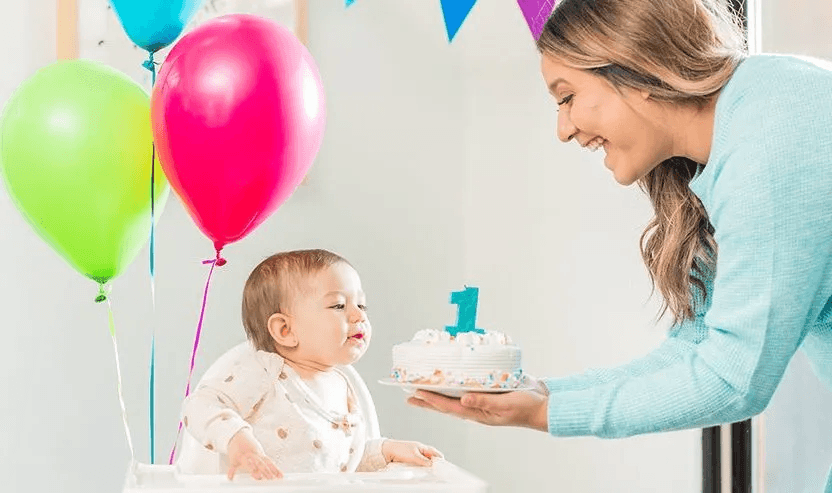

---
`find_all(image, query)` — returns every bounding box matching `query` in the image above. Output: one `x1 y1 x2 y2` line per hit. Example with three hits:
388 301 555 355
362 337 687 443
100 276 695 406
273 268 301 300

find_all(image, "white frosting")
410 328 512 346
412 328 452 344
391 329 522 388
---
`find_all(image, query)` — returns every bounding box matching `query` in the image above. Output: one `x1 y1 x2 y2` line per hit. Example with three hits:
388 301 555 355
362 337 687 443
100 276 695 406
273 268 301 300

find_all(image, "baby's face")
288 262 371 367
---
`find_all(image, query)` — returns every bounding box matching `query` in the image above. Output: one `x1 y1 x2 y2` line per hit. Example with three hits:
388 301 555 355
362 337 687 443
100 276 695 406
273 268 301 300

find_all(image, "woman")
409 0 832 485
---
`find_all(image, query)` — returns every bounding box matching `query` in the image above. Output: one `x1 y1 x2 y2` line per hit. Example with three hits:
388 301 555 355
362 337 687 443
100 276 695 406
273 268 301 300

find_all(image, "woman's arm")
413 128 832 437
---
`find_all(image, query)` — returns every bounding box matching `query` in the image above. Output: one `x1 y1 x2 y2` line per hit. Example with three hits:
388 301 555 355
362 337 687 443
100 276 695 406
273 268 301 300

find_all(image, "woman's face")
540 55 672 185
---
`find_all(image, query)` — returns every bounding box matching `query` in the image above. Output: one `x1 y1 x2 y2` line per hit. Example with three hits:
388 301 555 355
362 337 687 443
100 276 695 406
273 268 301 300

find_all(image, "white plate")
378 377 535 398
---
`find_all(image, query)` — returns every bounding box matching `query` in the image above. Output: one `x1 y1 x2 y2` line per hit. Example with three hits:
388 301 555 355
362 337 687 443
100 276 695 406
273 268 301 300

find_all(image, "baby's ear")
268 313 298 348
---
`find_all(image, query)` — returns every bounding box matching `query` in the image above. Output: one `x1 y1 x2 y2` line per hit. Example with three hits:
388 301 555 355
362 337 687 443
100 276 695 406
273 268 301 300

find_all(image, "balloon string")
96 284 135 462
168 252 226 465
143 49 159 465
149 140 157 465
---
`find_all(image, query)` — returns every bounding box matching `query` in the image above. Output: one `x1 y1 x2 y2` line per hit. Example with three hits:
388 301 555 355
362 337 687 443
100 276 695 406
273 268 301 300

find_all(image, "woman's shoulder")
723 53 832 103
696 54 832 207
714 54 832 143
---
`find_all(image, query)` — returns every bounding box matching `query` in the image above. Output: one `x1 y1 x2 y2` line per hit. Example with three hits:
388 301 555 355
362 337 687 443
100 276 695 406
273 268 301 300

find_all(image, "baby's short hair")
242 249 351 351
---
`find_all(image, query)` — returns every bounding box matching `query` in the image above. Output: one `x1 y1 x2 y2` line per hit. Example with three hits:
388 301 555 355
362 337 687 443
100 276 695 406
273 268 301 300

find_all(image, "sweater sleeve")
181 356 272 453
546 130 830 437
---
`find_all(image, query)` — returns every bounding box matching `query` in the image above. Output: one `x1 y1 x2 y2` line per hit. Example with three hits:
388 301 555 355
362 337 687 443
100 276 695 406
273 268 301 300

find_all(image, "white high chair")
122 341 489 492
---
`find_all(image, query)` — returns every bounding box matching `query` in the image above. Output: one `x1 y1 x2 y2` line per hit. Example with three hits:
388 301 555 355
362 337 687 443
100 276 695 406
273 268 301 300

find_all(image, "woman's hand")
407 389 549 432
226 428 283 481
381 439 444 467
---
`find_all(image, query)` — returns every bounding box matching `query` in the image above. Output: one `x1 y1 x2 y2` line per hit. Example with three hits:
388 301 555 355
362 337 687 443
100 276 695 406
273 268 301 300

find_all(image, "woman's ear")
268 313 298 348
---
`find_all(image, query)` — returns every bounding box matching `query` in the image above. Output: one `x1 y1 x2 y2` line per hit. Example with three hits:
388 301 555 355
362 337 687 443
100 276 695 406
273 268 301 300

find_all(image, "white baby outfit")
176 341 387 474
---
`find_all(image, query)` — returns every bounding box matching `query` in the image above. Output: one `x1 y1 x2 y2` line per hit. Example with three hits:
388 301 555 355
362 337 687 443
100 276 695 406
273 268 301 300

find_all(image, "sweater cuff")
209 417 251 455
546 389 598 437
357 438 388 472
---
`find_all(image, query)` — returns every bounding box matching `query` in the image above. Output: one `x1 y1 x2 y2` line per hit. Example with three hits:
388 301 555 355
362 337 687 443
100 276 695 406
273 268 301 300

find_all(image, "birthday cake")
391 328 524 389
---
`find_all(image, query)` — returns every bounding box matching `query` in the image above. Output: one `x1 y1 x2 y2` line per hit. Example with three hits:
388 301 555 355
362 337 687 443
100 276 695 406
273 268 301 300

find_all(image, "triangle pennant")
517 0 556 40
346 0 355 7
440 0 478 42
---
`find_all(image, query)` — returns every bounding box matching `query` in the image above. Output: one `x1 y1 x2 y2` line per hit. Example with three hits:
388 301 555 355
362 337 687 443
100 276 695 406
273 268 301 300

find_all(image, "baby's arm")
182 358 267 453
181 357 280 479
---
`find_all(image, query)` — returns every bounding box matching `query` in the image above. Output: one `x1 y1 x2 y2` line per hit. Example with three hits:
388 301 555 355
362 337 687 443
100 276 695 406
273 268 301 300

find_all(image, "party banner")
440 0 477 42
346 0 557 42
517 0 557 40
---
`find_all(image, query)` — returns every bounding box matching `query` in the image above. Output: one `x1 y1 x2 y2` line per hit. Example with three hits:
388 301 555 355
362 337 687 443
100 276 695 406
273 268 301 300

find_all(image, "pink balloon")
151 14 325 254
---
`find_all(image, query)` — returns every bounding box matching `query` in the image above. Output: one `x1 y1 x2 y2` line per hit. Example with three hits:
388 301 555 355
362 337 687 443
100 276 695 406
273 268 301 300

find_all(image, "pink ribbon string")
168 251 226 465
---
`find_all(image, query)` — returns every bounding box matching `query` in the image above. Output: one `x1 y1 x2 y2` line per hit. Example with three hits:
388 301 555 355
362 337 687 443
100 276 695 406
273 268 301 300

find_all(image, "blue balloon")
109 0 205 53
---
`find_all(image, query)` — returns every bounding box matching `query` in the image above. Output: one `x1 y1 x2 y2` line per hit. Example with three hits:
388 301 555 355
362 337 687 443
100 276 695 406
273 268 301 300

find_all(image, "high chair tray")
123 460 489 492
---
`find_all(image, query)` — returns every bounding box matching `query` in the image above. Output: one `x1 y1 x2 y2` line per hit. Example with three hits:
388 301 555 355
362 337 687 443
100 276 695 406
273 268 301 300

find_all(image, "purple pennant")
517 0 556 40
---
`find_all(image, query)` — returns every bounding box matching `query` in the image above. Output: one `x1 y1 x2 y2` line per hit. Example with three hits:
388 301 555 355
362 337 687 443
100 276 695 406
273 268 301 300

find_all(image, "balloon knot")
201 252 227 267
95 284 108 303
142 52 158 72
214 248 226 266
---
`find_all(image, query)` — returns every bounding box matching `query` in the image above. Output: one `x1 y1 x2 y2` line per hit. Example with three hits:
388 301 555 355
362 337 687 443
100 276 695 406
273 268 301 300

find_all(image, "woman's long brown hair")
537 0 746 323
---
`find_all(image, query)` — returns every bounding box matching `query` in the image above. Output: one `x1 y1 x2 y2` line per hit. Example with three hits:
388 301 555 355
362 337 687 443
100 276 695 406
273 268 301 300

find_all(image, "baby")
178 249 442 480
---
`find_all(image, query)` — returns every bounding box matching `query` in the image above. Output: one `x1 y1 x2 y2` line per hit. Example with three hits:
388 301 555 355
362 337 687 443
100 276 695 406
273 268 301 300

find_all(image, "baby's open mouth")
350 333 364 340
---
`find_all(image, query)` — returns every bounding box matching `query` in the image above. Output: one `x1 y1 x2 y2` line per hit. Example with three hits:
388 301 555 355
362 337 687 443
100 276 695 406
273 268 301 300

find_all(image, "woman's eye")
330 304 345 310
557 94 574 106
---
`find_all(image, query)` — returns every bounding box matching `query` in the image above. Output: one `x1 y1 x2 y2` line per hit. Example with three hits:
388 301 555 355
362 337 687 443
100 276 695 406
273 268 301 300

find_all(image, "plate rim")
377 377 535 393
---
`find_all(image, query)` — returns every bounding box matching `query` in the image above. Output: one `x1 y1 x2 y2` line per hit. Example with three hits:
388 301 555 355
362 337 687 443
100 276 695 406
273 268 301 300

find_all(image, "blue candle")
445 286 486 336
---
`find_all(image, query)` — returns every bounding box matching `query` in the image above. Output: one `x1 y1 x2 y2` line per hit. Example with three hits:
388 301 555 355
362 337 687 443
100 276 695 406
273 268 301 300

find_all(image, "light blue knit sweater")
543 54 832 456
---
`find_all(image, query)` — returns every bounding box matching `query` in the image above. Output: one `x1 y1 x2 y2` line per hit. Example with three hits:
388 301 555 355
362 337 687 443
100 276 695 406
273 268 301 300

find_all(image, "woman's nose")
557 110 577 143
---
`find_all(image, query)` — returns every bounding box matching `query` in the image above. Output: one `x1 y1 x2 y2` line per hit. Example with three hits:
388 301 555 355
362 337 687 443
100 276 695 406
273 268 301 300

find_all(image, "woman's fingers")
408 391 487 422
409 389 549 430
407 395 439 411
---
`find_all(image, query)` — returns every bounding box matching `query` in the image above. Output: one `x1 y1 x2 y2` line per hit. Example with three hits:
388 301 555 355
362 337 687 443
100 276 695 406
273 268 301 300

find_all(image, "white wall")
0 1 700 492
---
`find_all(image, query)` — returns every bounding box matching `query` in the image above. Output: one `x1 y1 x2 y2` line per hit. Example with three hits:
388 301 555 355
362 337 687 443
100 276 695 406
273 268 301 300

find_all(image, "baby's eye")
358 304 367 311
330 304 345 310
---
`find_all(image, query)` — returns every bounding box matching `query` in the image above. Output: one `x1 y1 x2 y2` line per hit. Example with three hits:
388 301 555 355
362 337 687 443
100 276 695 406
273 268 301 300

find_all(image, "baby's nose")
349 309 366 324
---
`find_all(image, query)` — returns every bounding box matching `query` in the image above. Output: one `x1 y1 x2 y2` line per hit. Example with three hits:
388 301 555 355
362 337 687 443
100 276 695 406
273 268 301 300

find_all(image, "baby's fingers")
248 457 264 480
409 451 433 466
420 445 444 460
264 457 283 479
249 456 279 480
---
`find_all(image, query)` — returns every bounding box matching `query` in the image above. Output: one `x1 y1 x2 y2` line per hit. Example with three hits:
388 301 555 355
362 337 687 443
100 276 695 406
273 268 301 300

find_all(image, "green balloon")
0 59 169 284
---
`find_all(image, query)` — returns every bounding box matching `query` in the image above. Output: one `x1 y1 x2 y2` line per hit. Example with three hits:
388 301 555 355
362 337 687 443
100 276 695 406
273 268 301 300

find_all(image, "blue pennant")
440 0 477 42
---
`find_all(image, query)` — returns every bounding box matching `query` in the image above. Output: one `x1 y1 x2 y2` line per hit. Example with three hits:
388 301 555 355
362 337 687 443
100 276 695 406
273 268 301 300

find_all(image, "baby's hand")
226 428 283 481
381 439 444 467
